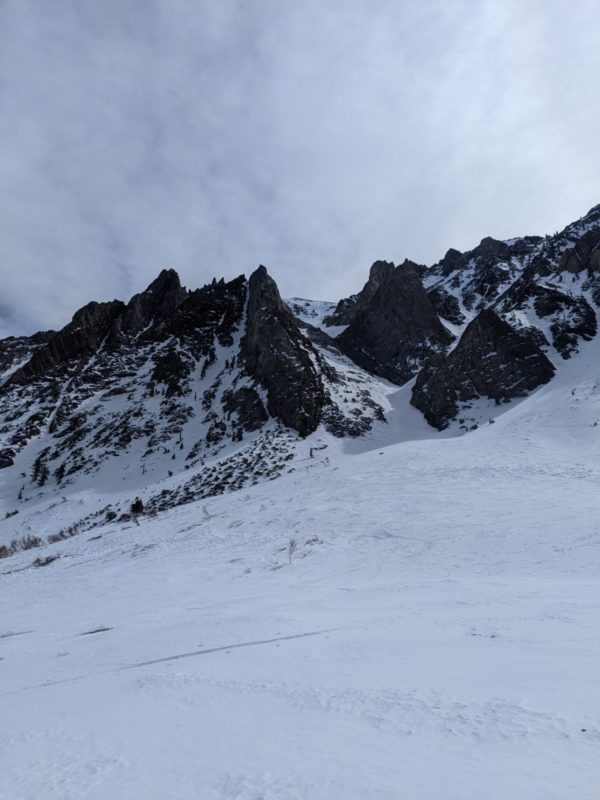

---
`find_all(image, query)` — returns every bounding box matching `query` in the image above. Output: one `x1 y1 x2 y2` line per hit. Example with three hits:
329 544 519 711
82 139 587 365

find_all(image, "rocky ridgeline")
0 203 599 532
410 205 600 426
0 265 385 521
324 260 396 327
319 203 600 428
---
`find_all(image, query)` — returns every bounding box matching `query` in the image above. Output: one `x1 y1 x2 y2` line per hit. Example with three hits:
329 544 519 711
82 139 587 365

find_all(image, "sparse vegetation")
288 537 298 564
130 497 145 514
20 534 43 551
32 554 60 567
0 533 43 560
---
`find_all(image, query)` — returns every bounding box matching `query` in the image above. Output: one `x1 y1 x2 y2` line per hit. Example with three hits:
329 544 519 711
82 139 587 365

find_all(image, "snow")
285 297 346 336
2 335 600 798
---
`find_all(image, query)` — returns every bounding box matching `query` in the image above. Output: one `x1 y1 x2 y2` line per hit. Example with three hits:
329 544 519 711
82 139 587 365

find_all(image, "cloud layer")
1 0 599 336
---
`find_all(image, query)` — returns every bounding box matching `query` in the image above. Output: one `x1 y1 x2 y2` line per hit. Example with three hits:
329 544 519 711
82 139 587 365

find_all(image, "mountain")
1 203 599 542
0 263 388 535
411 308 555 430
319 203 600 429
2 205 600 800
335 260 454 384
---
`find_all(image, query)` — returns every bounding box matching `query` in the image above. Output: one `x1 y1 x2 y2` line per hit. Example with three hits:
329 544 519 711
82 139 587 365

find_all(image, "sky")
1 0 599 337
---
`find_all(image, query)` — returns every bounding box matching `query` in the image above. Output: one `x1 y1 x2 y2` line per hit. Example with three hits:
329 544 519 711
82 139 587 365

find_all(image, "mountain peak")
243 264 326 436
119 268 187 334
369 260 395 280
143 268 183 295
337 260 453 384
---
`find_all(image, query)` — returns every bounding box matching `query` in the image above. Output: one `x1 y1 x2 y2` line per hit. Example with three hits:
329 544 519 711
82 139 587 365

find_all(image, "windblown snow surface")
2 336 600 799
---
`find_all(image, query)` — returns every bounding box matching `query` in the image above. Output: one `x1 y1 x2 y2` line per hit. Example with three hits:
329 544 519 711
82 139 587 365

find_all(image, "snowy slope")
2 335 600 800
285 297 347 337
3 208 600 799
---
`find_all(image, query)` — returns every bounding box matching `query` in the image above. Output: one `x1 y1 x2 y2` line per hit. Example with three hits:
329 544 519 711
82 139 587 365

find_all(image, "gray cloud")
1 0 599 337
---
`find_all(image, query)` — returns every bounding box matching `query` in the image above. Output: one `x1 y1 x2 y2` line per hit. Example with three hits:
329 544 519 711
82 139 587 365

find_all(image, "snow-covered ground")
284 297 347 337
2 337 600 799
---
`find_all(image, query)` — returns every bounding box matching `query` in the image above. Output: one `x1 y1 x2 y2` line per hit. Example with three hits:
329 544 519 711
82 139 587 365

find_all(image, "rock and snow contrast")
2 205 600 799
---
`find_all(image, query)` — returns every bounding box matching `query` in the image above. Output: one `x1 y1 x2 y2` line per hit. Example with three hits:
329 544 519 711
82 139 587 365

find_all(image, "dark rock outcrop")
0 331 55 382
411 309 555 430
436 247 465 276
324 260 396 327
336 261 453 384
427 286 465 325
116 268 187 335
558 226 600 275
222 387 268 432
0 447 15 469
9 300 126 383
241 266 327 436
151 348 193 397
7 270 190 385
160 275 247 355
431 235 542 311
499 279 597 358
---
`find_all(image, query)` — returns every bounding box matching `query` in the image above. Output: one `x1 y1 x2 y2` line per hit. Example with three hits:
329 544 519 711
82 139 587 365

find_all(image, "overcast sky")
1 0 599 336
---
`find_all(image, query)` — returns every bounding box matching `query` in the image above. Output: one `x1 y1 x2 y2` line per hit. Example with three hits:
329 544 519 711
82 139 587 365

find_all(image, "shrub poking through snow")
130 497 144 515
288 536 298 564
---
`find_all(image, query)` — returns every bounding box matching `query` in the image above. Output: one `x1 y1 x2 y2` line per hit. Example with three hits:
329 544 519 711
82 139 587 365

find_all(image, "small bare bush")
20 534 43 551
288 537 298 564
33 554 60 567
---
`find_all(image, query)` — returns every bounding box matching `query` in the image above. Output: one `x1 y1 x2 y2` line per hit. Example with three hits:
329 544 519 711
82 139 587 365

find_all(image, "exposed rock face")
427 286 465 325
222 387 268 432
559 226 600 274
117 268 187 335
324 260 396 327
0 331 55 383
8 271 191 385
0 448 15 469
411 309 555 430
0 263 389 505
241 266 327 436
336 261 453 384
430 235 542 311
436 247 464 277
151 348 193 397
161 276 247 354
499 279 597 358
9 301 126 383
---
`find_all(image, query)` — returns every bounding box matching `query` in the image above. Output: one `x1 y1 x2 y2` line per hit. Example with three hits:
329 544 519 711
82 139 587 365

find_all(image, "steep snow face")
285 297 337 329
285 297 348 337
2 337 600 799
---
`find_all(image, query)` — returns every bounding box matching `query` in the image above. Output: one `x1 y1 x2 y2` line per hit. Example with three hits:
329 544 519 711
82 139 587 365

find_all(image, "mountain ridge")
1 203 599 548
